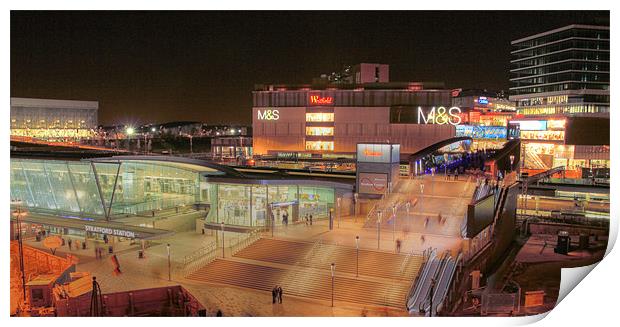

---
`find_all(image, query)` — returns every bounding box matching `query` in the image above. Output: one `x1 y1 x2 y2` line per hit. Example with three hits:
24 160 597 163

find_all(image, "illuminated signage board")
456 125 507 139
309 94 334 105
356 144 399 163
509 120 547 131
477 97 489 104
257 109 280 120
417 106 462 125
358 173 388 195
85 225 136 238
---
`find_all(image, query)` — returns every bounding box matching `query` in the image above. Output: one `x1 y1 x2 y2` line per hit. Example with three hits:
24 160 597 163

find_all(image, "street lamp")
353 193 359 221
166 243 171 281
376 210 382 250
355 236 360 278
126 126 135 152
406 201 411 218
392 204 397 241
11 200 28 303
337 197 341 228
220 222 225 258
330 263 335 307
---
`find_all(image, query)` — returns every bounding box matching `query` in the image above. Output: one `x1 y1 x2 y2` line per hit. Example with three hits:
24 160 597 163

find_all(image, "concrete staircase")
186 238 424 309
187 259 408 309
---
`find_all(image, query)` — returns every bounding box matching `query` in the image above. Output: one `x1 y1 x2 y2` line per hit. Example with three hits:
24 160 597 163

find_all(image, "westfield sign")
309 94 334 105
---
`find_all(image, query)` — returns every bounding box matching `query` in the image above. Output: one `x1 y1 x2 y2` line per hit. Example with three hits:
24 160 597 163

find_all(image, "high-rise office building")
508 24 610 178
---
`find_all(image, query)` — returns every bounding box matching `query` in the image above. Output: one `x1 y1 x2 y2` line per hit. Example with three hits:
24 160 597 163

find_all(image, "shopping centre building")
509 24 610 177
10 97 98 141
252 64 457 158
10 156 353 240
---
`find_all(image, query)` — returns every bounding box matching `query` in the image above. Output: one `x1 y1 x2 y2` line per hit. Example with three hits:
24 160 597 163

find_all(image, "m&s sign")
257 109 280 120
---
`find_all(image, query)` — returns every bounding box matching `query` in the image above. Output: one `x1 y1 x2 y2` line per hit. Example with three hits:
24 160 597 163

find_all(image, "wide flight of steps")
186 238 423 309
235 238 423 280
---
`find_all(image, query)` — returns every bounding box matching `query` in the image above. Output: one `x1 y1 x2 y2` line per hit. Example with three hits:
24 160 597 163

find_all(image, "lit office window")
305 141 334 151
305 113 334 122
306 127 334 136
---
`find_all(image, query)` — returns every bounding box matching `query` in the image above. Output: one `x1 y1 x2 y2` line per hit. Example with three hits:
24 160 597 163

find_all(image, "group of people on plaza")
271 285 284 304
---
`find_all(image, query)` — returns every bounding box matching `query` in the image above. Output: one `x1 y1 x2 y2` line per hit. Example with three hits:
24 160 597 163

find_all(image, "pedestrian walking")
277 286 283 304
437 213 442 224
396 239 402 253
420 234 426 244
455 170 459 181
216 310 223 317
309 214 313 225
68 239 72 250
272 286 277 304
424 217 429 228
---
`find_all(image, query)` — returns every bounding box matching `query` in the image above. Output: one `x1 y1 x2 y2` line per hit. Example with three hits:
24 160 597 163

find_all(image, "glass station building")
10 156 352 237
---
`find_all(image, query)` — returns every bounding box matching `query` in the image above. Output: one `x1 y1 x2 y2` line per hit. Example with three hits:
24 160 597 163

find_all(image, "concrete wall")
253 105 456 155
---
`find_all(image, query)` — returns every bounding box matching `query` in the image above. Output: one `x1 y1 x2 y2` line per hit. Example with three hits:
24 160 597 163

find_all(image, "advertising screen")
456 125 507 139
358 173 388 195
509 120 547 131
466 193 495 238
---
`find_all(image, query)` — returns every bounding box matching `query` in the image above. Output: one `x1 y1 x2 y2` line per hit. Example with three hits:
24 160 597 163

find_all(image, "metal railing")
181 244 219 278
229 229 262 256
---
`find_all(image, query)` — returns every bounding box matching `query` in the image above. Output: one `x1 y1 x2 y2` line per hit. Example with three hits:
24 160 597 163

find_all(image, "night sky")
11 11 608 126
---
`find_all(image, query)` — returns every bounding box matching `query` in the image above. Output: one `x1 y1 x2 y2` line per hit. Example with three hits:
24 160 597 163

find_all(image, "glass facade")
510 25 610 117
10 98 98 141
206 184 335 227
11 158 337 229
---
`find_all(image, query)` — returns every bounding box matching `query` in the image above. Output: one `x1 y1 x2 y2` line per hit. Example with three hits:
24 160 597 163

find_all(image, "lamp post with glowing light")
509 154 515 172
126 126 135 152
11 199 27 302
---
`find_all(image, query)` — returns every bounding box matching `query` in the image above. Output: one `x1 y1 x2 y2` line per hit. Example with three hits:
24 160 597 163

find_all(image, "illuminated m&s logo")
417 106 462 125
309 95 333 105
257 109 280 120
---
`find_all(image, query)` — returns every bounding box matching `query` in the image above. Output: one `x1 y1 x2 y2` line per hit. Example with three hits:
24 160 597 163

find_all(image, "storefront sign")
509 120 547 131
477 97 489 104
357 144 399 163
358 173 388 194
257 109 280 120
309 94 334 105
417 106 462 125
85 225 136 238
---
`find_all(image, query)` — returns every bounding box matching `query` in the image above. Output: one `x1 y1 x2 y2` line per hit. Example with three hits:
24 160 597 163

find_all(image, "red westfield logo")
309 94 333 105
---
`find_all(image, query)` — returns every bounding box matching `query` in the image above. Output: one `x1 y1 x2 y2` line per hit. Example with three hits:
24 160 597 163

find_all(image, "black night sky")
11 11 608 126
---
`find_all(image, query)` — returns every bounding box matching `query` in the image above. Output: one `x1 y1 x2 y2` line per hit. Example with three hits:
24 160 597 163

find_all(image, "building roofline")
511 24 609 45
10 97 99 109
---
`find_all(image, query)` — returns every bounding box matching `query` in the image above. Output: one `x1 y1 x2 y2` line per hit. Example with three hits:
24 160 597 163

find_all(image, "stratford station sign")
85 225 137 238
